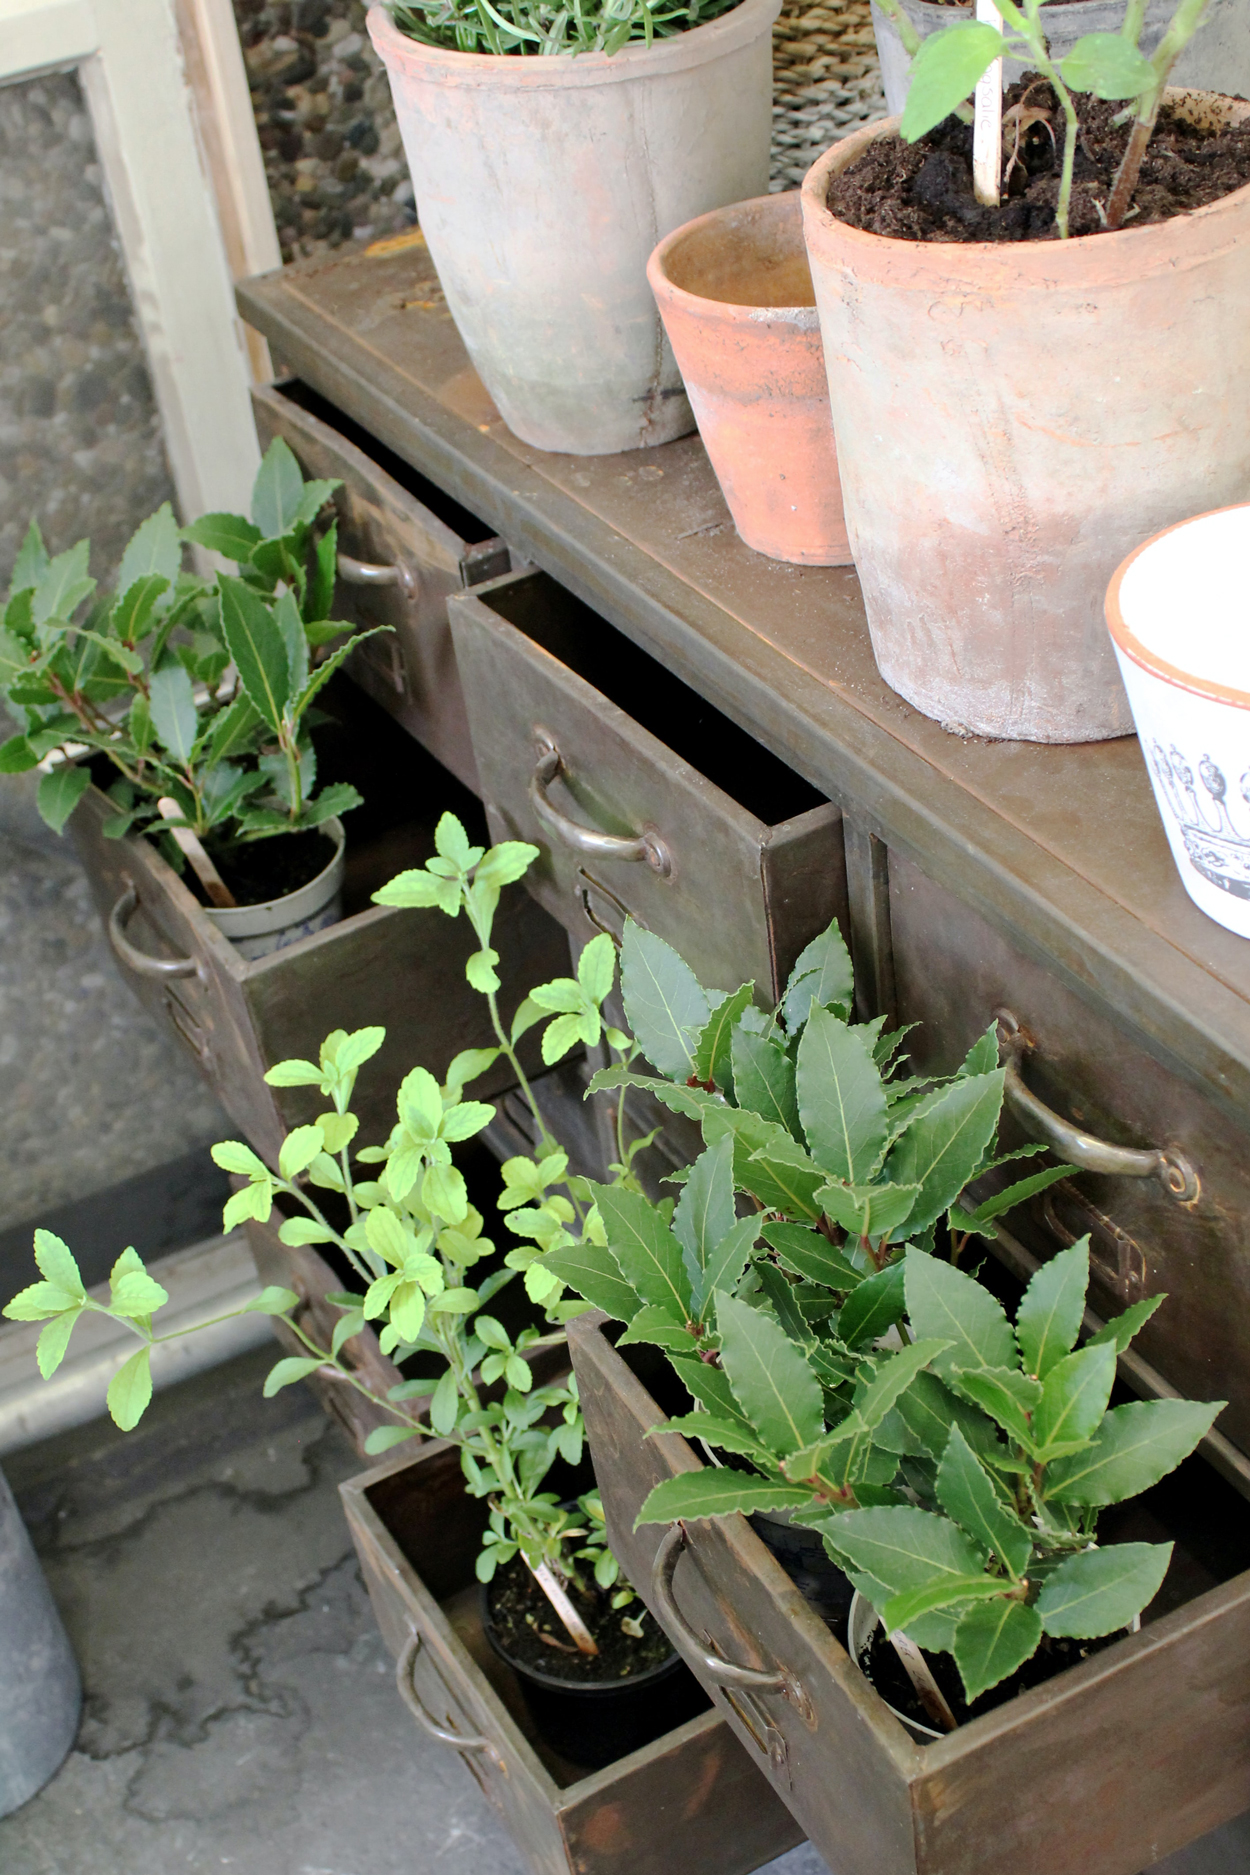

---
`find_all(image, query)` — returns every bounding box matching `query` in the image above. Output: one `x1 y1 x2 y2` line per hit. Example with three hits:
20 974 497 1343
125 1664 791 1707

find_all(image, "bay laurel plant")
874 0 1216 236
531 917 1226 1707
2 814 648 1655
383 0 745 57
0 438 384 860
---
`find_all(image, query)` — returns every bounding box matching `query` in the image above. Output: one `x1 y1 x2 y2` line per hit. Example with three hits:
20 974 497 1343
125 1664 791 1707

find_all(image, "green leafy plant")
384 0 744 57
0 439 383 859
2 817 642 1657
528 916 1224 1711
874 0 1216 236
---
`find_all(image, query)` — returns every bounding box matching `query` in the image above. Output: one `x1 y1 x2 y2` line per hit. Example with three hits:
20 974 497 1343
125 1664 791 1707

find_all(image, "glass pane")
0 69 177 589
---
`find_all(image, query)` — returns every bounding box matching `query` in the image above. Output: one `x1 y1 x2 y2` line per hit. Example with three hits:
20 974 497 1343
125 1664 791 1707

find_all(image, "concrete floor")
0 1348 1247 1875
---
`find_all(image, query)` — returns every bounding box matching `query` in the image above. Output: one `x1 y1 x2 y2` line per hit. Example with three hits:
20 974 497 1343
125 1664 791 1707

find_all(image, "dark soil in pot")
861 1618 1129 1730
829 82 1250 241
750 1507 854 1645
482 1553 709 1768
190 826 338 908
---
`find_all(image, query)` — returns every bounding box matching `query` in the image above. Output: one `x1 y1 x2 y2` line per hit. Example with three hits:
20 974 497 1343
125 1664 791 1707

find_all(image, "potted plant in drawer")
513 918 1239 1875
365 0 782 456
800 0 1250 743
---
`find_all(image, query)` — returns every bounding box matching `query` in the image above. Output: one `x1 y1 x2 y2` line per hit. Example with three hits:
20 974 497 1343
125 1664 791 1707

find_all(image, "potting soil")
828 83 1250 240
486 1554 672 1684
191 827 337 907
863 1618 1127 1728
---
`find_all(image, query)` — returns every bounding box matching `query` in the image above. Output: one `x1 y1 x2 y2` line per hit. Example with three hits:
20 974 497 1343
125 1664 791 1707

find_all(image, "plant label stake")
532 1560 600 1655
973 0 1004 208
888 1628 959 1733
157 798 237 908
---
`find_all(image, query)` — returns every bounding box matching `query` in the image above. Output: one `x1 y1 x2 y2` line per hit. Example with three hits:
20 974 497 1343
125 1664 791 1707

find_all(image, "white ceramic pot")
206 818 345 961
870 0 1250 117
1107 506 1250 940
366 0 781 456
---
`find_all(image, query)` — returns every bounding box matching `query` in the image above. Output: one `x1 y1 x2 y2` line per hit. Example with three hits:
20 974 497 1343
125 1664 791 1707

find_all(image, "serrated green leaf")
263 1355 324 1398
111 571 170 645
246 1286 301 1315
672 1136 734 1300
693 982 753 1090
904 1248 1015 1382
36 1309 81 1378
217 575 290 731
881 1573 1009 1633
1043 1398 1224 1505
954 1598 1043 1702
782 920 854 1030
475 839 539 890
1015 1237 1090 1380
1031 1342 1116 1459
222 1182 274 1230
838 1259 906 1348
37 764 90 835
181 511 262 561
620 919 710 1081
731 1027 801 1136
211 1139 270 1174
821 1504 987 1598
762 1220 865 1290
634 1470 809 1527
960 1023 1000 1077
278 1124 325 1181
616 1305 699 1354
899 20 1005 141
118 503 180 596
717 1292 823 1456
10 518 49 595
950 1365 1041 1445
1061 30 1154 99
33 539 94 626
960 1163 1075 1236
796 1006 887 1185
109 1267 170 1319
107 1346 154 1430
1086 1293 1165 1355
818 1179 920 1243
592 1182 691 1318
937 1425 1032 1576
251 437 306 539
887 1072 1004 1234
859 1340 954 1433
894 1368 1002 1463
702 1214 761 1315
3 1281 82 1322
364 1424 422 1456
34 1228 85 1297
1037 1541 1172 1638
656 1413 775 1462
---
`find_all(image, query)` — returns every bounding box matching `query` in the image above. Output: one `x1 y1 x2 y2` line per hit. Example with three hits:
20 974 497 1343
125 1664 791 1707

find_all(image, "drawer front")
450 571 846 1001
253 382 508 792
888 851 1250 1455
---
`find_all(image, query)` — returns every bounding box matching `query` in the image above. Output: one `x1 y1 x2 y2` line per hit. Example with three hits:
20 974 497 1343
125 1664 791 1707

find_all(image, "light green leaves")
635 1470 809 1526
904 1248 1015 1382
251 436 339 540
954 1599 1043 1703
36 764 90 835
937 1426 1031 1577
107 1247 169 1319
899 21 1006 142
1036 1542 1172 1638
886 1071 1004 1234
1016 1238 1089 1381
118 503 181 596
1061 31 1154 99
34 1228 85 1299
278 1124 326 1181
107 1346 153 1430
527 932 617 1064
717 1292 823 1457
1043 1398 1224 1505
181 511 262 562
693 983 754 1091
263 1355 325 1397
620 919 709 1080
796 1007 888 1185
782 920 853 1031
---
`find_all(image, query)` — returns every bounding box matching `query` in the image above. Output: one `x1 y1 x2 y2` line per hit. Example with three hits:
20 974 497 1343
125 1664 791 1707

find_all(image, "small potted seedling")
799 0 1250 745
0 440 385 956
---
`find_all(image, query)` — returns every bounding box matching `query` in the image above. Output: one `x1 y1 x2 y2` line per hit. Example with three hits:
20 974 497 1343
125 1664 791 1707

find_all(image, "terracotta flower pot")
1106 503 1250 938
800 92 1250 744
366 0 781 457
647 194 850 565
869 0 1250 118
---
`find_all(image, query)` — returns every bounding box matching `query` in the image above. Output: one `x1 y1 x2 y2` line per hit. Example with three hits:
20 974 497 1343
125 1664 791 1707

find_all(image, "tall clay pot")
801 93 1250 743
870 0 1250 117
648 193 851 565
0 1468 81 1816
366 0 781 457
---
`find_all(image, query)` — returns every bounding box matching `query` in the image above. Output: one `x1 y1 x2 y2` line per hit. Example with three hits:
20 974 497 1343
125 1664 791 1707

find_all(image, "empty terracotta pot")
648 194 850 564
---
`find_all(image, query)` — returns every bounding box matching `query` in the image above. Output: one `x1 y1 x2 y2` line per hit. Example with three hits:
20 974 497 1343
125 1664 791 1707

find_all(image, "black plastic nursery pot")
68 673 568 1166
570 1310 1250 1875
340 1438 804 1875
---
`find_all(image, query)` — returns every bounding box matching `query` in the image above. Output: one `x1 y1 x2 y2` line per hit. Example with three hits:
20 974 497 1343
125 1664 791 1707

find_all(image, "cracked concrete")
0 1345 1245 1875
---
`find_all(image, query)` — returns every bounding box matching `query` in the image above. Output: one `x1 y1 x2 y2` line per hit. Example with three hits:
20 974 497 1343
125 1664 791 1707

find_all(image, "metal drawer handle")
530 732 672 877
652 1525 786 1691
396 1632 501 1762
996 1009 1199 1202
337 550 414 596
109 884 199 980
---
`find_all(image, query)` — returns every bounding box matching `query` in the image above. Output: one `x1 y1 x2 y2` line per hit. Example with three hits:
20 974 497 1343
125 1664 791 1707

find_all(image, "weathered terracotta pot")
870 0 1250 118
801 93 1250 743
366 0 781 457
648 193 850 565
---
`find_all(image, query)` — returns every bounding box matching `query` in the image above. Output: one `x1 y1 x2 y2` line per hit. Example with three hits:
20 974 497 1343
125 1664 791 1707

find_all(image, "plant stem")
873 0 922 59
1106 0 1210 227
463 895 559 1160
1053 72 1080 238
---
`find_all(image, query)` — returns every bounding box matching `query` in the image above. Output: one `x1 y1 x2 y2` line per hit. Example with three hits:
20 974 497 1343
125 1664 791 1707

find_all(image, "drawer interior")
477 570 826 832
272 377 499 548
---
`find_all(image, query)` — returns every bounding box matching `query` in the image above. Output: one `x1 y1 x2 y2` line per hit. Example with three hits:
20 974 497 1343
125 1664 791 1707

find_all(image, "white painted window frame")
0 0 276 521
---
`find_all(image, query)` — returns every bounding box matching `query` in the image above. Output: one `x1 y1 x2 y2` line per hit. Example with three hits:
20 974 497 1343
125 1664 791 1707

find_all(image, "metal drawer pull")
652 1525 786 1691
530 732 672 877
337 550 413 595
996 1009 1199 1202
396 1632 500 1760
109 884 198 980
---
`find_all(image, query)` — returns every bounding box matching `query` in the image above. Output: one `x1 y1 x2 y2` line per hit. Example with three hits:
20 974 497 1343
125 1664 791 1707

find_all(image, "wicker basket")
771 0 886 189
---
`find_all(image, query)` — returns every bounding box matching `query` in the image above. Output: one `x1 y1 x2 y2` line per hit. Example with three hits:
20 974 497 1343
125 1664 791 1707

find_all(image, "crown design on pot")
1150 741 1250 900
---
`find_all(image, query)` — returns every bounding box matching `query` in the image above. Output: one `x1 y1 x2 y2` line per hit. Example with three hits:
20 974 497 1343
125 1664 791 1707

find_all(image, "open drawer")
252 378 512 793
448 569 846 1000
889 851 1250 1473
